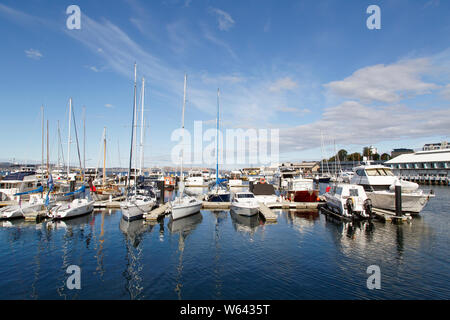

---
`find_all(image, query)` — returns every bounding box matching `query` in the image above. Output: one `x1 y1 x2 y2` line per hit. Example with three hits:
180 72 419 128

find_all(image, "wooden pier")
23 210 47 222
258 203 278 222
145 203 170 222
372 208 411 222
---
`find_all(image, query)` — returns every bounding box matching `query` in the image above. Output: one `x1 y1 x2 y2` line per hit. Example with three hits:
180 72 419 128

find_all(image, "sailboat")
207 88 230 202
120 64 156 221
169 74 203 220
48 98 95 220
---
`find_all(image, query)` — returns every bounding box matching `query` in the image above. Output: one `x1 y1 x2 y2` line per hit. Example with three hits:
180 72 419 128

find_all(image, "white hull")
120 200 155 221
171 201 202 220
231 203 259 217
254 195 279 205
367 191 432 214
229 179 243 187
50 200 95 219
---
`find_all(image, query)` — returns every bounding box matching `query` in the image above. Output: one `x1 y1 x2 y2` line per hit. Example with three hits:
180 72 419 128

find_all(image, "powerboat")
185 170 204 187
251 182 279 205
0 171 40 201
231 192 260 217
323 183 373 219
286 177 320 202
228 171 243 187
350 163 434 214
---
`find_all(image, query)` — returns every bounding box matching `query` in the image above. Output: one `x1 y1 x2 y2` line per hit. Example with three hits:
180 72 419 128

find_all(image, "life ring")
259 178 266 184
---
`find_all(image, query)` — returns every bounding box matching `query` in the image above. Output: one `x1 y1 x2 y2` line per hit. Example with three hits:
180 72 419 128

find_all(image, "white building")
386 149 450 185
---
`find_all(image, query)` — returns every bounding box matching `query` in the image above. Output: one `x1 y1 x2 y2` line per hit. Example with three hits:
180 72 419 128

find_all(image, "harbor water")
0 185 448 300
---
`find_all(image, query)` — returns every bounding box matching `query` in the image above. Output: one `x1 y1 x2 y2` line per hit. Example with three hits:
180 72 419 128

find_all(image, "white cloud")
209 8 235 31
25 49 43 60
269 77 298 92
105 104 114 108
279 101 450 152
440 84 450 100
325 58 439 103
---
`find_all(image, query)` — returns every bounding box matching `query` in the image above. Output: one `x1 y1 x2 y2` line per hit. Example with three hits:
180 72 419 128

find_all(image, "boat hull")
51 201 95 220
231 204 259 217
120 201 154 221
287 190 319 202
207 192 231 202
367 191 433 214
171 202 202 220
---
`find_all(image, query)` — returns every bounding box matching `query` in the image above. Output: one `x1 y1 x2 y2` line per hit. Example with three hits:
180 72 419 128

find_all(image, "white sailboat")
48 99 94 220
170 74 202 220
206 88 231 202
121 64 156 221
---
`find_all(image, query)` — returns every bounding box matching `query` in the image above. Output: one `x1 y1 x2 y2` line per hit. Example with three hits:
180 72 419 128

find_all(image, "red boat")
286 178 320 202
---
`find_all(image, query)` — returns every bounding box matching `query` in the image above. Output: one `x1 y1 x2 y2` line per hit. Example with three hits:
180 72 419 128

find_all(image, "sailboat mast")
126 63 137 190
103 127 106 187
67 98 72 178
216 88 220 184
41 106 44 181
46 120 49 177
139 77 145 175
181 74 187 183
83 106 86 178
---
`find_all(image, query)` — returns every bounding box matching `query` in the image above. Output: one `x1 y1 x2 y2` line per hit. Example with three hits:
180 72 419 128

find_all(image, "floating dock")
145 203 170 222
258 203 278 222
23 210 47 222
372 208 411 222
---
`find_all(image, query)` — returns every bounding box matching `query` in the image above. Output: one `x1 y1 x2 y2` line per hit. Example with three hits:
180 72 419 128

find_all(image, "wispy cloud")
105 104 114 108
25 49 43 60
202 24 238 60
209 8 235 31
269 77 298 92
325 58 439 103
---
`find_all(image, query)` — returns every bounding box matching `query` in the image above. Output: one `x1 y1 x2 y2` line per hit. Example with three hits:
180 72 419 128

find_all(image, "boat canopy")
14 185 43 196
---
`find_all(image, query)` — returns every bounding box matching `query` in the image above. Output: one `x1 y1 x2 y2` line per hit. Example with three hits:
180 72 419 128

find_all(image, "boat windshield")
349 189 359 197
237 194 254 198
366 168 394 176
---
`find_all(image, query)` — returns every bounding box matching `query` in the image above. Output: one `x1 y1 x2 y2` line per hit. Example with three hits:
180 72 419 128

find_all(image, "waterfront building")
423 141 449 151
391 148 414 158
386 149 450 185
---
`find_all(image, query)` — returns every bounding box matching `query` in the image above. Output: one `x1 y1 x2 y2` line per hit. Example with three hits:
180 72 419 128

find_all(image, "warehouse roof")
386 149 450 164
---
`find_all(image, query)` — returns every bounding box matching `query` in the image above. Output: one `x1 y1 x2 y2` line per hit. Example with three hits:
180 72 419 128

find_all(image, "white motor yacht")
350 163 434 214
231 192 260 217
323 183 373 219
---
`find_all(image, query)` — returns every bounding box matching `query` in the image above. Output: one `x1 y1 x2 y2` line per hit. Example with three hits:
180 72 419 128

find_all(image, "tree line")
327 147 391 162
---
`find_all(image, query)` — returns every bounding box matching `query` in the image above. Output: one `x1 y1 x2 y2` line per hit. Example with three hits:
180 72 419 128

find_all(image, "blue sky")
0 0 449 168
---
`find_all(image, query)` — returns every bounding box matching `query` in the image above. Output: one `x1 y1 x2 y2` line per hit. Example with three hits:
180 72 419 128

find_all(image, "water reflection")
212 211 228 299
167 212 203 300
230 210 261 236
120 218 153 300
286 210 319 235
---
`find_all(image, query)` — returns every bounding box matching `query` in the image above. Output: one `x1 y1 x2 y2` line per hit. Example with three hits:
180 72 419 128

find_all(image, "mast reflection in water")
0 185 448 299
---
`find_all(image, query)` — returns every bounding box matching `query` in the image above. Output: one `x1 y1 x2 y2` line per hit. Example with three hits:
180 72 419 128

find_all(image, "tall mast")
41 106 44 181
103 127 106 187
71 102 83 181
216 88 220 185
67 98 72 178
83 106 86 178
181 74 187 185
46 120 49 177
139 77 145 175
126 63 137 190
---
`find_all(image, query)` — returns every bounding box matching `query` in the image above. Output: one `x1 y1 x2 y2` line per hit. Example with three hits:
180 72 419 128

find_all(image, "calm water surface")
0 185 448 300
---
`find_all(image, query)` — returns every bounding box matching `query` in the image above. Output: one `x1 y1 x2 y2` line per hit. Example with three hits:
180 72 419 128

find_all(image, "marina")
1 1 449 304
0 185 448 300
